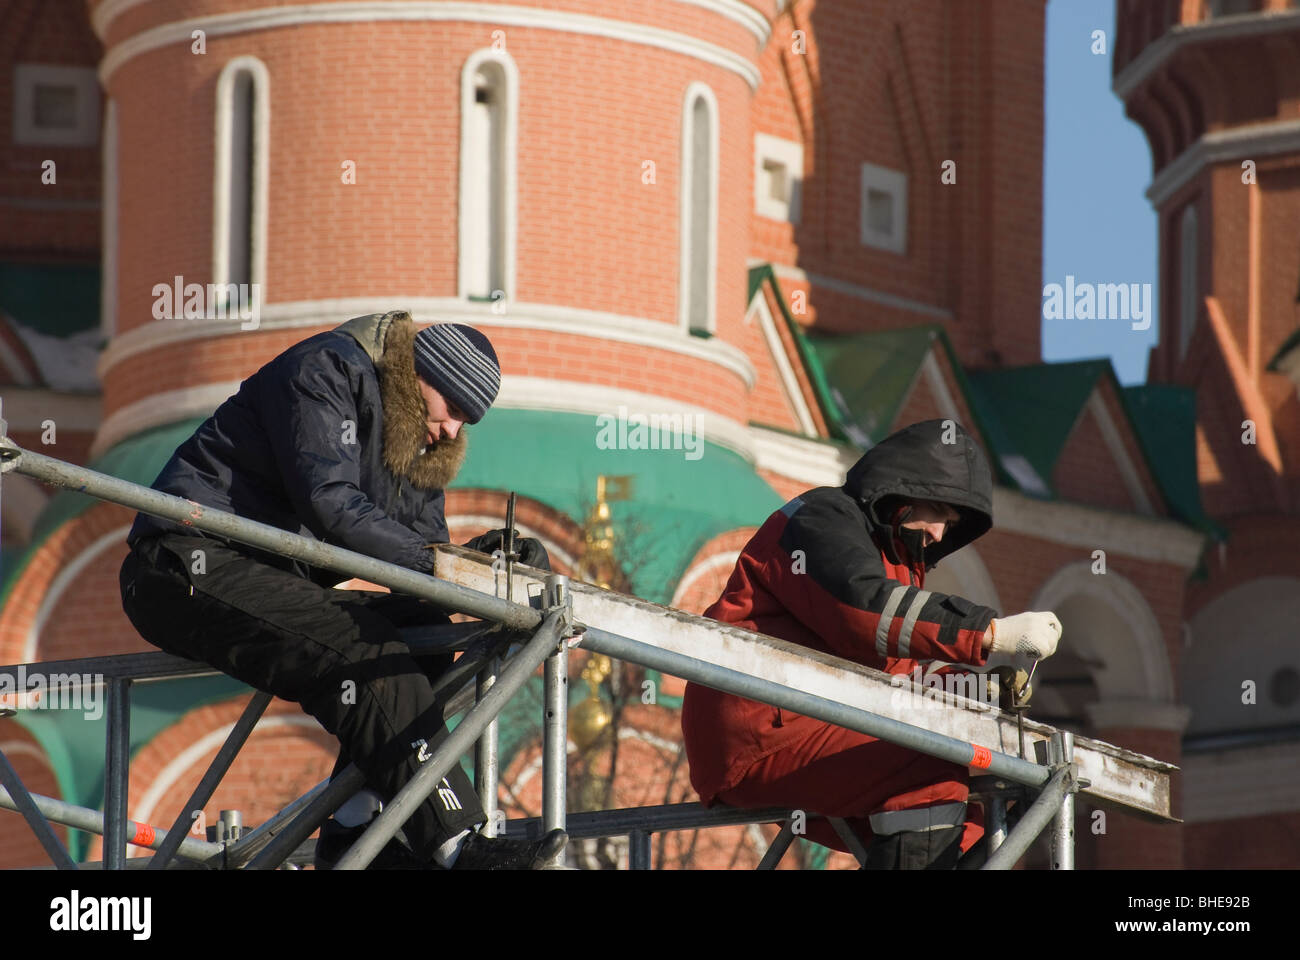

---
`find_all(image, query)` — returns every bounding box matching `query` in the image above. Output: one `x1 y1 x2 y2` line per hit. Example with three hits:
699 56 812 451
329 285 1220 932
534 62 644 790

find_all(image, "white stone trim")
445 513 576 571
98 4 763 90
671 550 740 608
1084 698 1191 732
11 64 101 147
97 298 757 388
753 132 803 223
994 486 1206 569
101 99 119 341
130 713 326 851
212 56 270 301
1085 389 1154 515
498 376 754 461
747 287 817 435
679 81 720 335
920 349 961 424
24 527 132 663
1114 9 1300 101
91 382 239 459
761 261 953 321
1032 562 1174 702
1146 118 1300 209
92 0 772 48
1181 738 1300 824
749 425 857 488
0 388 102 432
458 47 518 305
859 162 908 255
0 474 50 543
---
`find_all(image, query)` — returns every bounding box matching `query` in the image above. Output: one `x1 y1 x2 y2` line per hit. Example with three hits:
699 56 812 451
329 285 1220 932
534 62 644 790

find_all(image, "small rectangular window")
12 64 100 146
754 133 803 223
860 162 908 254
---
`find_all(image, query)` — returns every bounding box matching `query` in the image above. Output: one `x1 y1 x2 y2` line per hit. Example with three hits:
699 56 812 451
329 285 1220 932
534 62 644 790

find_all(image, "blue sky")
1042 0 1158 385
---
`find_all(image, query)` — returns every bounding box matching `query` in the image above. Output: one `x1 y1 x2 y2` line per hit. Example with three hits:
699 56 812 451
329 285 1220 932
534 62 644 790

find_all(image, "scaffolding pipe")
333 607 569 870
542 575 569 837
148 690 272 870
1050 731 1076 870
0 782 223 863
0 441 544 633
220 776 330 868
579 626 1051 790
244 764 367 870
0 747 78 870
103 677 131 870
981 767 1071 870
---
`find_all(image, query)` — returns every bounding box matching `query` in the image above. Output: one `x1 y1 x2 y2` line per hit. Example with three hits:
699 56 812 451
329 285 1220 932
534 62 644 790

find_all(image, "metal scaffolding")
0 433 1176 870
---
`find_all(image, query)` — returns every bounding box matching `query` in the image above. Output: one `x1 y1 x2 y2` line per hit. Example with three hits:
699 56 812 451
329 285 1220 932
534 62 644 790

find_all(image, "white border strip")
24 527 132 663
763 260 953 320
1146 117 1300 209
99 3 762 90
1087 388 1155 515
747 276 817 435
97 298 757 388
93 0 772 47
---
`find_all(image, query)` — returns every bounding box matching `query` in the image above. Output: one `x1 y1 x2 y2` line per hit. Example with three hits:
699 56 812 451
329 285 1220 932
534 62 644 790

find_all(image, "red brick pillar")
1084 701 1190 869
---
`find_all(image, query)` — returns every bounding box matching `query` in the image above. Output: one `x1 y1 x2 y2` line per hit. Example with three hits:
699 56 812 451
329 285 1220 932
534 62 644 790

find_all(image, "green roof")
0 262 101 338
1267 327 1300 372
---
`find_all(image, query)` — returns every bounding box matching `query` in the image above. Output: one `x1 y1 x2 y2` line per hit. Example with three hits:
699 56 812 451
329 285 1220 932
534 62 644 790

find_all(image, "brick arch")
85 693 336 862
0 500 140 667
0 723 68 868
671 528 756 615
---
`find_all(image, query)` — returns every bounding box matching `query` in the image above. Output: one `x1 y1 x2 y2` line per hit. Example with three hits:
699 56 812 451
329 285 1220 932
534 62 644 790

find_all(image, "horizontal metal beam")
434 545 1177 822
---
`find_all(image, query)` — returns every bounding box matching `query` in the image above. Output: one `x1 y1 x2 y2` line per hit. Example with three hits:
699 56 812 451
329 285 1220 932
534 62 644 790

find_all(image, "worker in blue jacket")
120 310 564 869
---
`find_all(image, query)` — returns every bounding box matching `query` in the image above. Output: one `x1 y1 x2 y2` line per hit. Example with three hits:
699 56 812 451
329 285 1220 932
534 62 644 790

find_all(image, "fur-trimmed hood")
336 310 466 491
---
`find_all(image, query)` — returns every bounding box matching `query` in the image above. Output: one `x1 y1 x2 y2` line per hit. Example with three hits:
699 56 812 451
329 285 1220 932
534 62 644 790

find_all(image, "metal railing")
0 434 1084 870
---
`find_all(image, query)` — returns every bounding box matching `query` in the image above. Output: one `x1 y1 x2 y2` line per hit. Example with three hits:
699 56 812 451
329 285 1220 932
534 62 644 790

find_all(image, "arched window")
680 83 718 336
1178 204 1198 362
459 50 517 303
213 57 269 306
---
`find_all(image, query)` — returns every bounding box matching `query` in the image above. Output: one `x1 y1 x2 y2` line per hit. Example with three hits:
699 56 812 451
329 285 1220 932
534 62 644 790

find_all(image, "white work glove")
984 611 1061 673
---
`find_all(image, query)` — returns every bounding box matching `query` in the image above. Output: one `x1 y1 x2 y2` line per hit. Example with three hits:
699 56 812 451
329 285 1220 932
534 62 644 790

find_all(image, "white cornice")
993 486 1206 569
98 298 757 389
1146 118 1300 209
91 381 241 459
1114 10 1300 102
98 3 763 90
762 260 953 321
749 425 856 488
1181 737 1300 825
93 0 772 47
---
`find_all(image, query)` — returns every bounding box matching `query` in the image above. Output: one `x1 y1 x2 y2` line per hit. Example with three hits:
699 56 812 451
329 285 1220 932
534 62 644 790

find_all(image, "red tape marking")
131 822 156 846
970 744 992 769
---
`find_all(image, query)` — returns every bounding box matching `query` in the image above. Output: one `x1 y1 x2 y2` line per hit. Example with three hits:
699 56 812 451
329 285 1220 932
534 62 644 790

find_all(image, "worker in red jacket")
681 418 1062 869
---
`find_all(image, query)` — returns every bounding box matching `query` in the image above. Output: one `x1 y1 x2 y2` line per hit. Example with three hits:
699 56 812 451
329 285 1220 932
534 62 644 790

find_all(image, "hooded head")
842 419 993 570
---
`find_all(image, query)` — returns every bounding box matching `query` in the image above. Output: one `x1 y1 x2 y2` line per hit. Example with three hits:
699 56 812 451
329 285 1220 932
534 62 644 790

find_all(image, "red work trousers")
715 720 985 857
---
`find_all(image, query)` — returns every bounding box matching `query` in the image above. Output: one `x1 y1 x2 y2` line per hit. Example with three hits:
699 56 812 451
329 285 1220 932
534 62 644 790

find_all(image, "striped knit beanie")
412 323 501 424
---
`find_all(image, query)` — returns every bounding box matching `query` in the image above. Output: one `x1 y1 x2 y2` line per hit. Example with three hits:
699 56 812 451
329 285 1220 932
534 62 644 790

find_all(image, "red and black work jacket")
681 418 1000 805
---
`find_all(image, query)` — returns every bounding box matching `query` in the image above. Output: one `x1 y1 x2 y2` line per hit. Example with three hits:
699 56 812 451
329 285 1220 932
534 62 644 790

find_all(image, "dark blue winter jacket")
127 311 453 586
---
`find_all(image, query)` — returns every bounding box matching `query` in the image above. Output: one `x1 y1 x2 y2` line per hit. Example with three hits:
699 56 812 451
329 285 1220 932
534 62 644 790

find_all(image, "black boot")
450 828 568 870
862 825 965 870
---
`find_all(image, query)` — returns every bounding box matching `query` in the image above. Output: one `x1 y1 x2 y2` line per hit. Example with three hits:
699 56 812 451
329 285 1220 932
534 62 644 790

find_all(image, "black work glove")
460 527 552 571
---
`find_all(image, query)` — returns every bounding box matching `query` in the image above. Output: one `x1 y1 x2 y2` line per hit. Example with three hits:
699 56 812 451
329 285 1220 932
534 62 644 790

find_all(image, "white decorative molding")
458 47 518 305
671 550 740 608
1181 738 1300 824
753 132 803 223
1032 561 1174 702
994 486 1206 569
25 526 132 663
0 388 102 432
1085 698 1192 732
749 425 856 488
91 382 240 459
212 56 270 302
920 349 961 424
1146 118 1300 209
747 287 817 435
11 64 101 147
98 298 757 388
98 3 763 90
679 81 720 336
92 0 773 48
1085 389 1155 516
761 261 953 321
1114 10 1300 101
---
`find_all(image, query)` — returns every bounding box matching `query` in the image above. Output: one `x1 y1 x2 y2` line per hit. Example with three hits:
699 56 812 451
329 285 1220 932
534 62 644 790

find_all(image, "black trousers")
119 533 484 861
